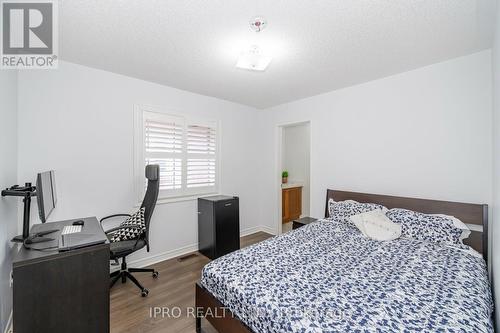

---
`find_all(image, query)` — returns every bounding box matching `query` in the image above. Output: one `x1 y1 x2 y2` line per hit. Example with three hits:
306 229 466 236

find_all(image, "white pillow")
350 209 401 241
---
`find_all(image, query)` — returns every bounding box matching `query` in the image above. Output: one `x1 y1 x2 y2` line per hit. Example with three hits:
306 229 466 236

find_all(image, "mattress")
200 219 493 332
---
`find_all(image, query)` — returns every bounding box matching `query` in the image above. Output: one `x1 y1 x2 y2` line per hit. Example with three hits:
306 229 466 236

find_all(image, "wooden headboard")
325 190 488 260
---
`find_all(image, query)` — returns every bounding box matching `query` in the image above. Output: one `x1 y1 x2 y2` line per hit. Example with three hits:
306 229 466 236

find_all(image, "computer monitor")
36 170 57 223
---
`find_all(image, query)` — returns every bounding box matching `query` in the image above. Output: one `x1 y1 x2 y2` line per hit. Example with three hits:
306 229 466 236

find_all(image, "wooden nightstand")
292 217 318 230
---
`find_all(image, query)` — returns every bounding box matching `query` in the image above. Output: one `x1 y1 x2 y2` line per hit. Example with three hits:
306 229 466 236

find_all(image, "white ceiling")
60 0 496 109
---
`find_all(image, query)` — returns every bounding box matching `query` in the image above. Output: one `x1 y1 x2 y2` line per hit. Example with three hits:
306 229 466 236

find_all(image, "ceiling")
60 0 496 109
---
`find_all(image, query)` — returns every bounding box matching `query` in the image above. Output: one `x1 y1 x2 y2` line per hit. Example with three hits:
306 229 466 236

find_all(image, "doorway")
277 121 311 234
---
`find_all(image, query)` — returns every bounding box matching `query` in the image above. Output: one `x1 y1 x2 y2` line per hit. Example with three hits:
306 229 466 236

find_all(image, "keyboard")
61 225 82 235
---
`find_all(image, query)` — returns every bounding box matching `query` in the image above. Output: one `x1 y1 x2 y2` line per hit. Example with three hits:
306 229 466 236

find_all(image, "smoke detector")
249 17 267 32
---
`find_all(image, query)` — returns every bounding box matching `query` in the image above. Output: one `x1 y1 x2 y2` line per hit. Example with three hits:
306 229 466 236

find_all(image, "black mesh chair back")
141 164 159 251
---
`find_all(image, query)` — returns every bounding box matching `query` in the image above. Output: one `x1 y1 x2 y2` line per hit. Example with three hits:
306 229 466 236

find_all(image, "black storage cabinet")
198 195 240 259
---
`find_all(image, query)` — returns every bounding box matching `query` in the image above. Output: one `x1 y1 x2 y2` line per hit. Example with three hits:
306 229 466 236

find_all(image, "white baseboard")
124 225 275 268
259 225 277 235
4 311 12 333
240 226 260 237
243 225 277 236
128 242 199 268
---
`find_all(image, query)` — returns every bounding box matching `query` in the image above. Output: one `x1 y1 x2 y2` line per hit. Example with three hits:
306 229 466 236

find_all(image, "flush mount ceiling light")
236 45 272 71
235 17 272 72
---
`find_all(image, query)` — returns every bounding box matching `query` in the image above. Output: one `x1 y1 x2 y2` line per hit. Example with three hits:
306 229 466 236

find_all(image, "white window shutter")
186 125 216 155
139 109 218 199
186 124 217 189
143 113 184 192
144 119 183 154
145 158 182 190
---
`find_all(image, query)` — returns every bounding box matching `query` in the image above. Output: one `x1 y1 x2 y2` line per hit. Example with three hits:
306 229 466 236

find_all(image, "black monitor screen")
36 171 56 223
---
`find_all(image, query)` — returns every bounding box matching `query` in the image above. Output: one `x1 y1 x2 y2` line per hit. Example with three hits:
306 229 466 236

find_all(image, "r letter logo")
1 0 58 69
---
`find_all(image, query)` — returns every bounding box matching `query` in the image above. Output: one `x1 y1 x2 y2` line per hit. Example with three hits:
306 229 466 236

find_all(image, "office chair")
101 164 160 297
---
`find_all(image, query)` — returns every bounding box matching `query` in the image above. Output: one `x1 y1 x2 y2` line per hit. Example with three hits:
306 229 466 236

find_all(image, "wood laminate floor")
110 232 273 333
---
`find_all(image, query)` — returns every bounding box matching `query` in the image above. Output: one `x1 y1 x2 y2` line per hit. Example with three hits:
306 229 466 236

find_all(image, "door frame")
275 120 311 235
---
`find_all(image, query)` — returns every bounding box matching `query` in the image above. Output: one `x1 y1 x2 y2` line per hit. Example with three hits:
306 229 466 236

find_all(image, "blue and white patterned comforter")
201 220 493 332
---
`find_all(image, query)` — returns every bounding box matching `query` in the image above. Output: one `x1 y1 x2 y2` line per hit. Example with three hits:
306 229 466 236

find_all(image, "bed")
195 190 493 333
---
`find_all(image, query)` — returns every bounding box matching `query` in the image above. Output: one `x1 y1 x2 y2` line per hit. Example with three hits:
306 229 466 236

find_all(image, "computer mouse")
72 220 84 226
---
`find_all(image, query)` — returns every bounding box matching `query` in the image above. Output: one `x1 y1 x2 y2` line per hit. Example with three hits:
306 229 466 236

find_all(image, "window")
135 107 219 201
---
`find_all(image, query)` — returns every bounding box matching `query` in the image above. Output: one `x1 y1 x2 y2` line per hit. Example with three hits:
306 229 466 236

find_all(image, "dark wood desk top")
13 216 109 266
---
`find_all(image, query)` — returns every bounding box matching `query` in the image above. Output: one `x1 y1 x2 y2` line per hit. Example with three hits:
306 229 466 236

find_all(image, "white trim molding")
128 242 199 269
259 225 277 235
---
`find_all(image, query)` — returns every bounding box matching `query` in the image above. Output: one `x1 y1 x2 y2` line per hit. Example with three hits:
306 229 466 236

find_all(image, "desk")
12 217 110 333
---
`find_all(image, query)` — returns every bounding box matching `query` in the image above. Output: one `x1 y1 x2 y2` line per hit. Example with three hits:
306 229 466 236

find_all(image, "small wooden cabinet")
282 186 302 223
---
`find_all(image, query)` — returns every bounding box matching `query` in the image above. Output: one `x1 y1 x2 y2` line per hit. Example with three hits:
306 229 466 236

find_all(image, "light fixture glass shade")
236 45 272 71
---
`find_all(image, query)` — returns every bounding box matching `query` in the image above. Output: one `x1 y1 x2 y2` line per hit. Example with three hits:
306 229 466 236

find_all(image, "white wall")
258 51 493 234
0 71 18 332
282 123 310 216
17 61 263 266
491 2 500 329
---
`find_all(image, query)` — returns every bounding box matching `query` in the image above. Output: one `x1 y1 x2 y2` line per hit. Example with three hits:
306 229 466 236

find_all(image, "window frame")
134 105 220 204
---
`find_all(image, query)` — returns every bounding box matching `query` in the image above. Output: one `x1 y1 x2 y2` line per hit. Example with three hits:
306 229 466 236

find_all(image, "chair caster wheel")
141 289 149 297
152 271 159 279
